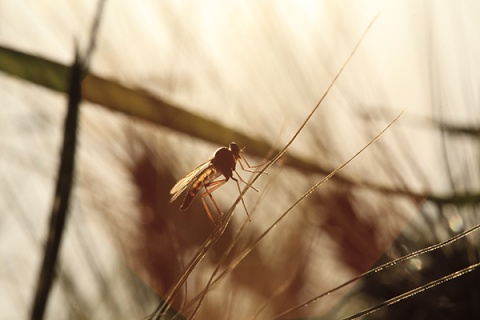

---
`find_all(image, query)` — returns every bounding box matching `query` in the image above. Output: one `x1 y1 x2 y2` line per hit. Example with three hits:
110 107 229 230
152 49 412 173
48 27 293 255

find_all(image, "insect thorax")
212 147 236 179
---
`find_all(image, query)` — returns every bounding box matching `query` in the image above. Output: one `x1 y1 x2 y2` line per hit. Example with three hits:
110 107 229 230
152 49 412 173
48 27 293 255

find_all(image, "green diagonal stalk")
2 44 471 205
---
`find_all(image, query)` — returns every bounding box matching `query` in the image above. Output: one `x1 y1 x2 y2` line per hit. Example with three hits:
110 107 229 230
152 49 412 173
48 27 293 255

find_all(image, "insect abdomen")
180 190 197 210
180 167 220 210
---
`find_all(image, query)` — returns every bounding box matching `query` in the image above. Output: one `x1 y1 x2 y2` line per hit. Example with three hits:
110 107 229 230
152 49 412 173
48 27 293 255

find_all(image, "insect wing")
170 160 212 202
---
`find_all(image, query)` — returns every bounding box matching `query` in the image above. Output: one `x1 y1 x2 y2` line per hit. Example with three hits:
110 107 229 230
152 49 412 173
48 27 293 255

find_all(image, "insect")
170 142 264 223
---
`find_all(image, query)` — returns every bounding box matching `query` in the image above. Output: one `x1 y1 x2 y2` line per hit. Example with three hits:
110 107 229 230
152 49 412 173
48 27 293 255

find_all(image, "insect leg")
234 171 259 192
201 196 215 225
202 179 226 223
237 155 268 175
238 155 269 174
231 177 252 222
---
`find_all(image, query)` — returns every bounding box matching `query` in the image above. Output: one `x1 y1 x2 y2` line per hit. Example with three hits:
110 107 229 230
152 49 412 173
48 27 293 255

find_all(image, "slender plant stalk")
186 15 381 319
30 51 82 320
185 108 404 319
341 262 480 320
181 172 279 316
29 2 105 319
151 13 380 320
273 223 480 318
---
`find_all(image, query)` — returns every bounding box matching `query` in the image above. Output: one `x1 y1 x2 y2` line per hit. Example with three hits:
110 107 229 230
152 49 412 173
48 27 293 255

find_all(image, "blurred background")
0 1 479 319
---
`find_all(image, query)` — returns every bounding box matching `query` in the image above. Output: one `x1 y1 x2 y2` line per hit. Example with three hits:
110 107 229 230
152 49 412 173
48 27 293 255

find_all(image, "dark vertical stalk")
30 52 82 320
29 1 105 317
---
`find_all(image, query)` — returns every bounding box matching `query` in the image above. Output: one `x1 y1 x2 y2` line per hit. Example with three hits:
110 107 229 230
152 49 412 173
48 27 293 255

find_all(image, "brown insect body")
170 143 243 213
179 166 220 210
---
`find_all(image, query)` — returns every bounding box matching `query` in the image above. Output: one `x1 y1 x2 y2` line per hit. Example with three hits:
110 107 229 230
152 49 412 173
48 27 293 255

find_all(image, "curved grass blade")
273 223 480 319
341 262 480 320
185 15 389 319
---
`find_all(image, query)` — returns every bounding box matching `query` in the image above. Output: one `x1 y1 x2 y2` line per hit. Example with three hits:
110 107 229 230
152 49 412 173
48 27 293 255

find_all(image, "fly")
170 142 264 223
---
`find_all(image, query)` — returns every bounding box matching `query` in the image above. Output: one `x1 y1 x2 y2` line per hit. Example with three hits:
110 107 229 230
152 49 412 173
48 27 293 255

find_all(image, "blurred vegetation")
1 2 479 320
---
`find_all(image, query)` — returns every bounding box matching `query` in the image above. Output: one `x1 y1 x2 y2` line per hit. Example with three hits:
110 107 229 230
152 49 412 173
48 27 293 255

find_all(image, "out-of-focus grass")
0 45 433 202
0 46 71 92
2 4 480 317
0 45 271 158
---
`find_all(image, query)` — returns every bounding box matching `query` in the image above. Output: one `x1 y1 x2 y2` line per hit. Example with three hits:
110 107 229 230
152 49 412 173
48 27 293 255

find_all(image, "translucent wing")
170 160 212 202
